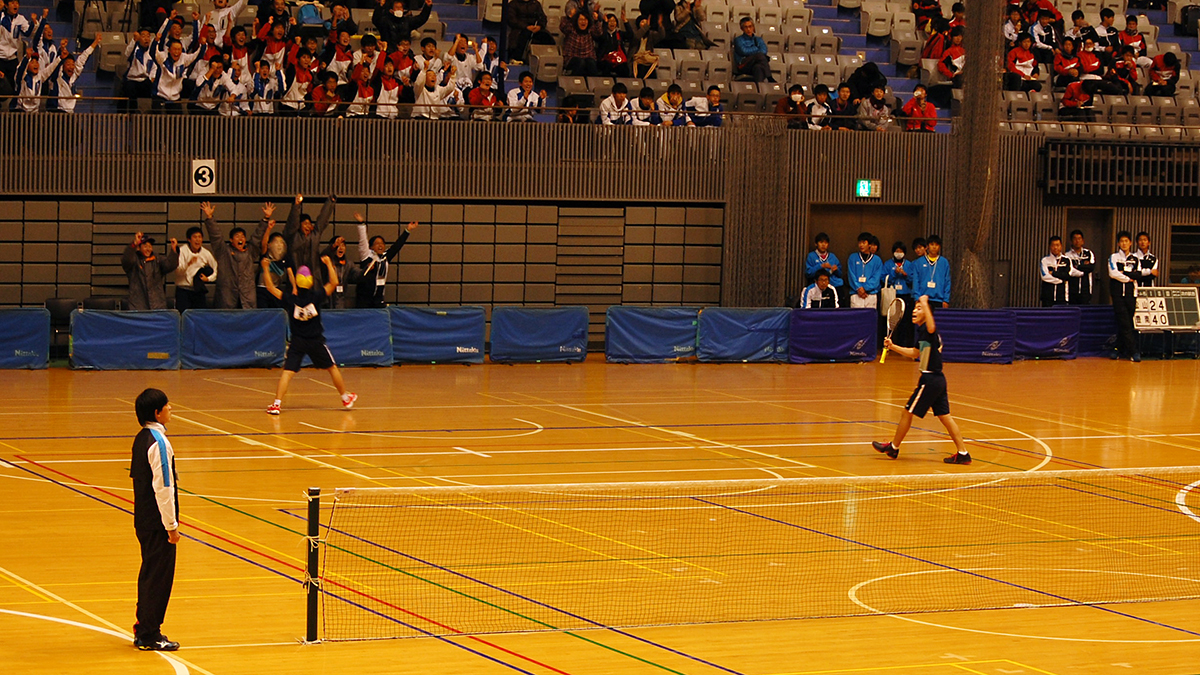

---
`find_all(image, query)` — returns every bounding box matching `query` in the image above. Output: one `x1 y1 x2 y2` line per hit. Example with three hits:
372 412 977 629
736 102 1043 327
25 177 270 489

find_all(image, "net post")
305 487 321 644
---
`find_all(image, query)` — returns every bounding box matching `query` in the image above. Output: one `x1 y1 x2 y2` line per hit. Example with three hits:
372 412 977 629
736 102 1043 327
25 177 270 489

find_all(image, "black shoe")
1109 351 1120 360
872 441 899 459
1131 352 1142 362
944 452 972 465
135 635 180 651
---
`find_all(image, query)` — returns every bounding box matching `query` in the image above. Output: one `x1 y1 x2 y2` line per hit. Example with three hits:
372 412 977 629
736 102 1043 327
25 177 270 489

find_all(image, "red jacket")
1021 0 1061 26
1107 60 1138 91
1054 53 1080 77
311 84 341 113
1060 81 1090 108
902 97 937 131
938 45 965 79
1150 54 1179 85
921 31 948 60
1079 50 1103 76
1007 47 1038 78
1118 30 1146 55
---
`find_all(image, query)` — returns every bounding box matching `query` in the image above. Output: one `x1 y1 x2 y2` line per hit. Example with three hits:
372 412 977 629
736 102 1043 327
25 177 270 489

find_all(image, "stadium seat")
1111 124 1134 138
921 58 948 87
1090 124 1115 137
891 31 922 66
590 76 616 100
1059 0 1079 15
1157 98 1183 126
735 92 765 112
678 80 704 99
784 6 812 28
1108 100 1135 125
679 59 707 81
1181 102 1200 126
483 0 503 22
530 45 562 83
1060 122 1084 136
761 81 786 107
812 34 840 55
1138 125 1164 139
708 5 731 25
788 61 815 85
785 27 811 53
107 2 135 32
893 11 917 34
1004 91 1034 120
617 78 644 96
558 75 593 103
839 0 863 9
1130 96 1157 125
645 78 673 96
759 6 784 25
1162 125 1185 140
861 4 894 38
730 3 755 22
1080 0 1102 13
97 32 127 73
1030 91 1056 120
768 52 786 81
675 49 702 62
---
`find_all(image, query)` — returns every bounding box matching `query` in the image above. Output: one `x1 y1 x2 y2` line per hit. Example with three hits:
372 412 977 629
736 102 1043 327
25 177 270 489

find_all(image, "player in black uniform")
872 295 972 465
261 256 357 414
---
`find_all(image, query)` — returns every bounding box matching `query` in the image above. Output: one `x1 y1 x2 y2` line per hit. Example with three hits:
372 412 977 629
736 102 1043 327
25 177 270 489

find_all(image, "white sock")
273 399 281 406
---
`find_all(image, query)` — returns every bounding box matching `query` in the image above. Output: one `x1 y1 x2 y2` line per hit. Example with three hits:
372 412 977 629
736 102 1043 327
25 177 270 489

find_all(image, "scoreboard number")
1134 287 1200 332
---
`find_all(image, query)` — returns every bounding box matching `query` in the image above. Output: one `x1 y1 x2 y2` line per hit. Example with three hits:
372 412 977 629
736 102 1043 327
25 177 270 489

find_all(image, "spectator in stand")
323 2 357 36
1064 10 1095 44
858 86 897 132
829 83 857 130
674 0 714 50
1065 229 1096 305
903 85 937 132
1003 5 1023 50
922 18 950 61
846 62 887 102
412 65 459 119
938 28 965 88
1104 45 1139 94
733 17 772 82
775 84 807 129
174 226 218 311
684 85 723 127
911 0 941 31
655 84 687 124
286 194 336 276
311 71 342 116
48 35 98 113
412 37 445 82
638 0 674 30
1053 37 1081 87
556 101 584 123
467 71 501 121
351 34 386 82
342 62 376 116
1078 37 1104 79
323 29 355 83
122 28 158 112
599 81 633 124
1180 266 1200 285
806 84 832 130
32 19 57 67
948 2 965 28
1133 232 1158 287
628 13 664 77
191 24 226 88
256 0 288 27
507 0 555 62
203 201 270 309
561 6 603 77
884 242 915 345
1 3 40 85
1108 230 1140 360
191 60 229 114
912 237 927 259
1020 0 1061 29
248 59 278 114
1031 10 1060 65
152 29 206 113
122 233 180 310
799 270 839 309
207 0 247 48
1094 9 1119 65
373 0 431 50
1058 79 1096 121
913 234 950 307
1145 52 1179 96
1039 235 1079 306
1119 15 1150 65
373 58 403 118
219 61 250 116
848 231 884 309
631 86 667 125
805 232 843 291
1004 33 1042 92
445 35 483 92
320 234 358 309
506 71 546 121
223 26 251 74
276 50 315 115
597 11 632 77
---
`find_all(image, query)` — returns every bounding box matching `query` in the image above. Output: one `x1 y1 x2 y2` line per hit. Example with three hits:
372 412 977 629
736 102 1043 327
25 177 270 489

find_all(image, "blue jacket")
733 34 767 61
847 252 884 294
883 259 914 296
805 250 843 287
912 255 951 303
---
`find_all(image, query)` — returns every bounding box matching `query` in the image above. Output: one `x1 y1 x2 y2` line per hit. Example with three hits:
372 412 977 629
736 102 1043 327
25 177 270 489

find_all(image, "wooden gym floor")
1 356 1199 675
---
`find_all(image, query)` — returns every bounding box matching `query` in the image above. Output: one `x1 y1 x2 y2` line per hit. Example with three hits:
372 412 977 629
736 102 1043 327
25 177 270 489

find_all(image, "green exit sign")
856 180 881 198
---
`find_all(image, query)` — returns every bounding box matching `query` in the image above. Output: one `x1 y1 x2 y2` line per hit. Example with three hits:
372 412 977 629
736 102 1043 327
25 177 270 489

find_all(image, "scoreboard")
1135 287 1200 331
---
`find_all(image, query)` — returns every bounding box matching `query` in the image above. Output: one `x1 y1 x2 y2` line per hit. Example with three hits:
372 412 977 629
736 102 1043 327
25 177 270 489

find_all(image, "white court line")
369 466 803 480
299 418 544 440
0 471 303 503
453 446 491 458
1175 478 1200 526
0 609 190 674
870 399 1055 472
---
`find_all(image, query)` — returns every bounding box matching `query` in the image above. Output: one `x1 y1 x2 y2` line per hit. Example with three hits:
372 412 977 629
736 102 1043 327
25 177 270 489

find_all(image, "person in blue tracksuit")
799 269 840 308
884 241 915 347
912 234 951 307
847 231 884 309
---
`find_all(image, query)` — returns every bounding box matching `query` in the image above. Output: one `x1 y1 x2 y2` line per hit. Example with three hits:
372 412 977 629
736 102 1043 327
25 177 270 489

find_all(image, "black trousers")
1113 294 1137 357
135 528 176 640
175 287 206 311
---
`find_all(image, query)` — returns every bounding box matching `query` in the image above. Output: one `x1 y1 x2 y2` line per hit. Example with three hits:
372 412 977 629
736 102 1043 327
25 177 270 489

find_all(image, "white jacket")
176 245 219 289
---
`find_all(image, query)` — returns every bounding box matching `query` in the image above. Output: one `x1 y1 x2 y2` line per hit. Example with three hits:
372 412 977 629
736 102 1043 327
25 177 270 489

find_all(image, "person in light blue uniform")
912 234 951 307
847 231 884 309
884 241 915 347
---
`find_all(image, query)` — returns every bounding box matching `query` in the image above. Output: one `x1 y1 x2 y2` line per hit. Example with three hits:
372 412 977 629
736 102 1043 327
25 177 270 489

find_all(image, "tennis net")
314 466 1200 641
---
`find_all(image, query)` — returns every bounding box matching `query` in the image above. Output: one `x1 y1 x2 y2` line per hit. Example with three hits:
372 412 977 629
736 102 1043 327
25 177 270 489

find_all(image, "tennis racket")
879 298 905 363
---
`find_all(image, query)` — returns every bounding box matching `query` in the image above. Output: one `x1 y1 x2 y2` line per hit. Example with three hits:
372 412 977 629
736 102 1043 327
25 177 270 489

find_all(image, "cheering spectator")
913 234 951 307
1065 229 1096 304
13 46 58 113
466 71 501 120
218 61 250 116
323 29 355 83
628 13 664 78
1031 10 1060 65
806 84 832 130
848 232 884 309
685 85 724 127
597 12 632 77
49 35 98 113
774 84 807 129
191 60 228 114
1004 33 1042 92
1 4 41 84
373 58 403 118
561 6 603 77
121 28 157 112
276 50 315 115
858 86 897 132
342 62 375 116
1003 5 1023 49
1053 37 1081 87
446 34 484 92
247 60 277 114
321 235 360 309
506 71 546 121
1133 232 1158 287
506 0 555 62
323 2 357 36
412 37 444 80
356 214 418 308
351 34 386 82
1145 52 1180 96
152 29 205 113
373 0 431 50
123 232 180 311
311 71 342 116
674 0 714 50
805 232 844 289
257 228 290 308
412 66 459 119
203 201 270 309
733 17 771 82
286 194 335 275
799 270 840 309
829 83 857 130
1058 80 1095 121
174 226 218 311
1108 231 1139 360
599 81 633 124
937 27 965 88
32 17 57 66
223 26 251 73
656 84 688 125
1039 236 1079 306
903 85 936 132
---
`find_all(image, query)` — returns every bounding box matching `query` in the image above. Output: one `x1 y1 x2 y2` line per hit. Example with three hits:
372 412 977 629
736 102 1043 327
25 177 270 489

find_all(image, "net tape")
319 466 1200 640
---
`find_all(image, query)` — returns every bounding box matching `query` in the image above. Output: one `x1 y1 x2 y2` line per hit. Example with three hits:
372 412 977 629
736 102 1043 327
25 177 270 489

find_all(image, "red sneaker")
342 393 357 410
266 402 281 415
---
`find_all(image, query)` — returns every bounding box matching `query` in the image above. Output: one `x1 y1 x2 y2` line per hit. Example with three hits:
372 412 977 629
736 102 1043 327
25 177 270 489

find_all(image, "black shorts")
284 336 335 372
906 372 949 418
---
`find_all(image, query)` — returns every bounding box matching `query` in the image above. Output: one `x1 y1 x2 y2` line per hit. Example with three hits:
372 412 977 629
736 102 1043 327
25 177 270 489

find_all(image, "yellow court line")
769 660 1060 675
949 666 990 675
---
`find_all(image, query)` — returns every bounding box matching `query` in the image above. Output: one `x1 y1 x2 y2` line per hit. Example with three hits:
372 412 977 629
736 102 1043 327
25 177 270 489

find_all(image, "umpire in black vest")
130 388 182 652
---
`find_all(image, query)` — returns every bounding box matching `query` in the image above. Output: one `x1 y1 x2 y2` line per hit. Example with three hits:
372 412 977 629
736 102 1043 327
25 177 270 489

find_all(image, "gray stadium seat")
861 4 893 38
786 27 811 53
530 45 562 83
1004 91 1033 121
891 31 922 67
1130 96 1157 125
679 59 707 81
811 34 840 55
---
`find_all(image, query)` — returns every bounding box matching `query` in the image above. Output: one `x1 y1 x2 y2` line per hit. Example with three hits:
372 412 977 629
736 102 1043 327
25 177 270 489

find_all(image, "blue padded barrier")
71 310 181 370
489 306 588 363
1012 307 1080 359
605 306 700 363
1078 305 1118 357
0 308 50 369
788 308 877 363
181 309 287 369
697 307 791 363
935 309 1016 364
309 309 393 367
389 306 486 364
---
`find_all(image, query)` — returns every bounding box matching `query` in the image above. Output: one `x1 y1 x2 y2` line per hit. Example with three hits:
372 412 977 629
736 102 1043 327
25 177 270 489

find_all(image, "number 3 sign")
191 159 217 194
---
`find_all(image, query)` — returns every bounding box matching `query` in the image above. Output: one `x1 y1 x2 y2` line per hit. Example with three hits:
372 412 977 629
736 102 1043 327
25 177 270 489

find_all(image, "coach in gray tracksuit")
285 193 336 275
122 234 180 311
201 201 271 310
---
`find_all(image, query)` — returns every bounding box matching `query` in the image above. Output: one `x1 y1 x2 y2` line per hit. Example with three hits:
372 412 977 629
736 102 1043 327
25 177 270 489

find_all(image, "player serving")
872 295 972 465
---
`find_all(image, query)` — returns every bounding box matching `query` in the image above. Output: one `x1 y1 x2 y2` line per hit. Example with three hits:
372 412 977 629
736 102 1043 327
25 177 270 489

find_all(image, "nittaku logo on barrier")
456 346 480 353
849 338 868 357
12 349 38 357
673 344 695 353
982 340 1004 357
254 351 277 358
1052 336 1072 354
559 345 583 353
360 350 385 357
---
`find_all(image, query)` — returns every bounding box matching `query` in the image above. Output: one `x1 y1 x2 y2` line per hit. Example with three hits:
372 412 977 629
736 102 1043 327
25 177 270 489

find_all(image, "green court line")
181 488 692 675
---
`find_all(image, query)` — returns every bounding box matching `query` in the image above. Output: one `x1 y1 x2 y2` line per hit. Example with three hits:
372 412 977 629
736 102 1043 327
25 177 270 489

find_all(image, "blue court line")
279 511 748 675
692 497 1200 637
0 419 888 443
4 461 545 674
